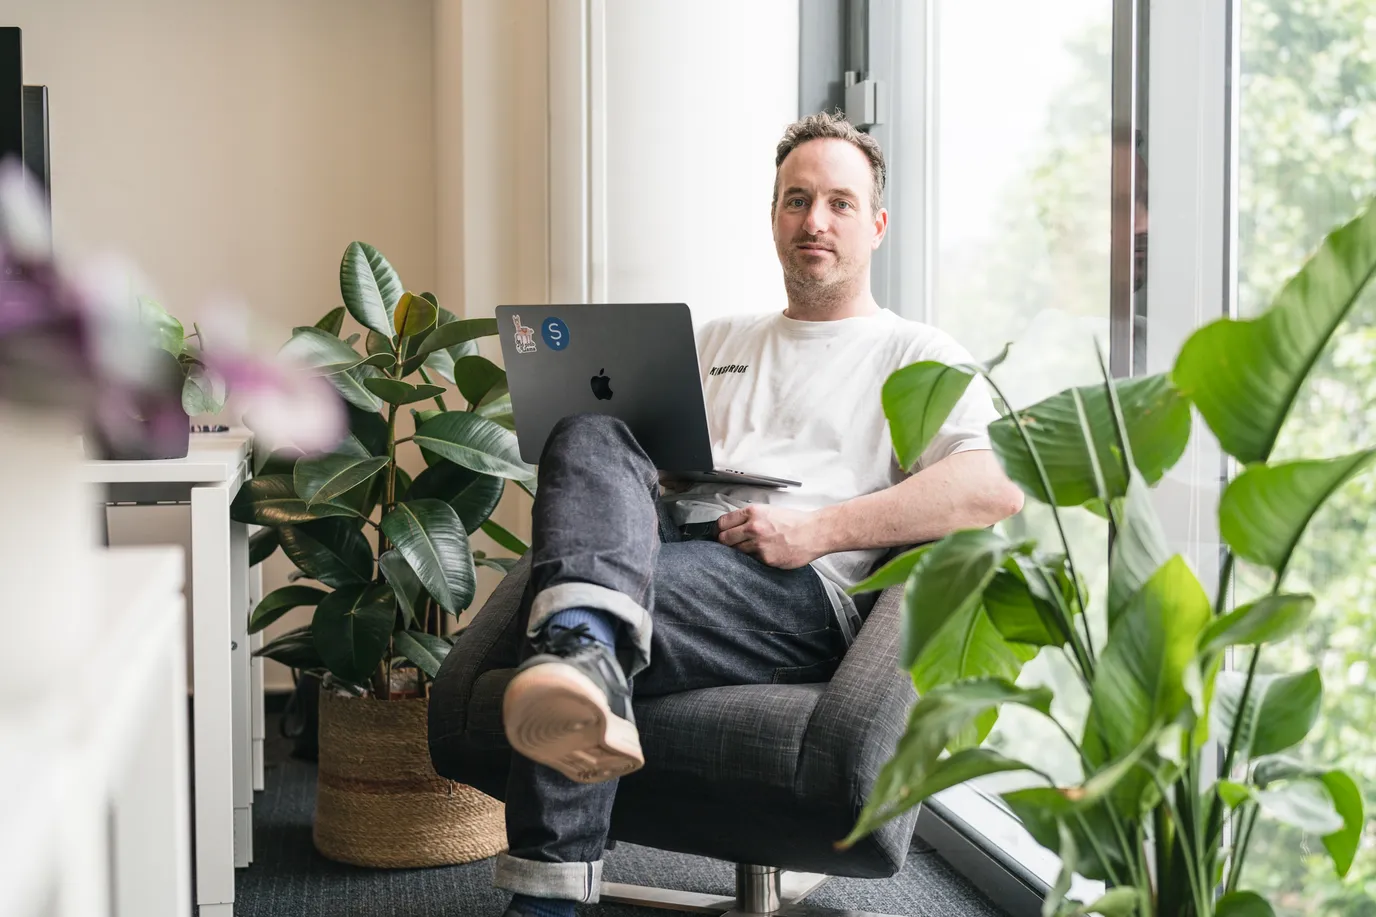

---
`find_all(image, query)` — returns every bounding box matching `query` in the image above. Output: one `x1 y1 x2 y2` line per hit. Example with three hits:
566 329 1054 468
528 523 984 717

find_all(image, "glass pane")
929 0 1113 792
1235 1 1376 912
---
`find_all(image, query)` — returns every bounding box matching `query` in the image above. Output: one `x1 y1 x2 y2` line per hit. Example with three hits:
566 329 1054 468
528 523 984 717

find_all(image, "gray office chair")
428 557 919 917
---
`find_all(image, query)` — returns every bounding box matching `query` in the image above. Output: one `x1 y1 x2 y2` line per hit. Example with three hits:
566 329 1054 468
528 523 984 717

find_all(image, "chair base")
601 865 904 916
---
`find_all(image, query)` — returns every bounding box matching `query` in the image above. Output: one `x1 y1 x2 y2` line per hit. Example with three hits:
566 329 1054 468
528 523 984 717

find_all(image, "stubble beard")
781 250 863 315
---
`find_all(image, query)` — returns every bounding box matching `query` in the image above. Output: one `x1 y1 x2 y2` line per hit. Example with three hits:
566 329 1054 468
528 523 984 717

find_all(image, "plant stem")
417 367 450 411
1150 769 1210 917
385 404 399 512
1074 809 1129 888
1225 802 1258 894
1219 648 1260 787
1215 550 1236 618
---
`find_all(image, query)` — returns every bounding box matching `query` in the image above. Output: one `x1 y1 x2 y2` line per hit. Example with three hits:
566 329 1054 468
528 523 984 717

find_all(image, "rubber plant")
840 199 1376 916
232 241 534 698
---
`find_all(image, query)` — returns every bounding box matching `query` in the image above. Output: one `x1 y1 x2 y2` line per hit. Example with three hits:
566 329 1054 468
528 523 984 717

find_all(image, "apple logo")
590 368 613 400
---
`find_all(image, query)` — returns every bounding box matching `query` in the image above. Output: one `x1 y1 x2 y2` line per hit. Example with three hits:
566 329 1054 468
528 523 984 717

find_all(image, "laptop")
495 303 799 488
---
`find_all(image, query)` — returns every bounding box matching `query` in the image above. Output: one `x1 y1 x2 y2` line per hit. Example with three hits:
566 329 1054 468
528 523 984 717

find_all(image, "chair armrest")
796 582 916 856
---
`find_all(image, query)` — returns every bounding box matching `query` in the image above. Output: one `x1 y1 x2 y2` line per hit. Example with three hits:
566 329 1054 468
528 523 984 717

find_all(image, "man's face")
772 138 887 293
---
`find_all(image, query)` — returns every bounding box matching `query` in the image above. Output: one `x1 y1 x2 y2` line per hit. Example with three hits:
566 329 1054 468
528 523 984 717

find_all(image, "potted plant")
234 240 532 868
839 199 1376 916
86 298 233 460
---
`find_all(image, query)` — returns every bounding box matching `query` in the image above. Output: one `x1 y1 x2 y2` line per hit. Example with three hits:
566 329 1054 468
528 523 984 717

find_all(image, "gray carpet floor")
234 717 1007 917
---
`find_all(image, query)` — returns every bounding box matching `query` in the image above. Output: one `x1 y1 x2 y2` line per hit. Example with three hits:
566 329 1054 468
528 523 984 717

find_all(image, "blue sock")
508 893 576 917
546 607 618 649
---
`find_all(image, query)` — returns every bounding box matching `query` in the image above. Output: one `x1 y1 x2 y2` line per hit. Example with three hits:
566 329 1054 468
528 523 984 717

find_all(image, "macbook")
494 303 798 488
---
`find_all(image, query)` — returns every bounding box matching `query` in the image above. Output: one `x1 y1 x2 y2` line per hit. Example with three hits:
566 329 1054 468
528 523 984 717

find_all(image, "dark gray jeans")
493 413 845 903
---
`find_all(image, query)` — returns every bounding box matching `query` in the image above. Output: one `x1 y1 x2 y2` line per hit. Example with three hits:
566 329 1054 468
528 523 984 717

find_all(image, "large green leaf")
182 363 227 415
1211 668 1323 762
1255 781 1345 835
982 554 1076 648
393 630 450 678
378 549 424 629
839 679 1051 848
139 298 185 355
379 500 476 615
413 411 534 481
254 447 302 477
1320 770 1366 877
989 374 1191 507
1198 593 1315 658
1215 892 1276 917
1219 451 1376 577
1085 556 1211 804
347 405 390 456
311 584 396 686
406 461 505 531
248 585 327 634
481 519 528 556
293 453 389 507
1065 888 1141 917
254 625 325 672
230 475 359 526
249 527 280 566
881 361 977 471
362 377 448 406
1174 200 1376 464
1000 788 1128 883
277 519 373 588
411 317 499 361
280 326 392 374
475 392 515 430
366 329 395 358
340 241 404 338
1252 757 1366 876
474 554 519 574
452 356 507 407
280 328 385 411
850 545 932 595
899 529 1016 668
314 306 346 336
1106 473 1170 628
911 600 1038 749
843 747 1033 848
392 290 437 340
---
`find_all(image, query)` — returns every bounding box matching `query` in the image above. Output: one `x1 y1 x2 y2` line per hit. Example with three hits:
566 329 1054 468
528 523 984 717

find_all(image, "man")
493 111 1024 917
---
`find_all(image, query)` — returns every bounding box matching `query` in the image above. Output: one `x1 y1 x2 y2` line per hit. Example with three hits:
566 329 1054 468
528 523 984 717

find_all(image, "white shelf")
81 430 252 485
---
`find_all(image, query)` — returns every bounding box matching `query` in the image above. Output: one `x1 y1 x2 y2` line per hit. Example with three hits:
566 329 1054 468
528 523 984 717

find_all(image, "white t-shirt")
661 308 999 621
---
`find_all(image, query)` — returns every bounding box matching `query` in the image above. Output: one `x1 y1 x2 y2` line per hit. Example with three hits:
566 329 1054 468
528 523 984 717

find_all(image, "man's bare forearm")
814 450 1024 554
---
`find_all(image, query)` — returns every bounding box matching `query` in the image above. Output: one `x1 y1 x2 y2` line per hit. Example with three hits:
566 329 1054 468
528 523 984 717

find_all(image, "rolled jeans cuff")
529 582 653 676
492 852 604 903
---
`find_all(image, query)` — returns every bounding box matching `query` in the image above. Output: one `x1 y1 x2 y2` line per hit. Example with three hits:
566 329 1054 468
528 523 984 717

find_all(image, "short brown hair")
772 111 887 215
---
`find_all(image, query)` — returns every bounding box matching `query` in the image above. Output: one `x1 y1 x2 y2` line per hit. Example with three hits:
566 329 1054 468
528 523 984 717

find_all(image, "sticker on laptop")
512 314 537 354
541 316 570 351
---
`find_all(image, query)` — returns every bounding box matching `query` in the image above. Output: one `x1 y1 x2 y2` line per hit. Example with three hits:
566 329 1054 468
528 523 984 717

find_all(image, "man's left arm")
716 450 1024 569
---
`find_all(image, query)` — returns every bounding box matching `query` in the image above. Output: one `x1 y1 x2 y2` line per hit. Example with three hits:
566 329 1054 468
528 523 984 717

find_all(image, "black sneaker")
502 624 644 784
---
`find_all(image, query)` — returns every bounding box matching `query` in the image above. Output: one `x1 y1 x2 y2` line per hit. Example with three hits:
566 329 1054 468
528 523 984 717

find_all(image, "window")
1234 1 1376 912
923 0 1115 799
804 1 1375 912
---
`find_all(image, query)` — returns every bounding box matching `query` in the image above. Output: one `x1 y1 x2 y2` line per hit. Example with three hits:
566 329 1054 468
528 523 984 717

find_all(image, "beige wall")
11 0 439 690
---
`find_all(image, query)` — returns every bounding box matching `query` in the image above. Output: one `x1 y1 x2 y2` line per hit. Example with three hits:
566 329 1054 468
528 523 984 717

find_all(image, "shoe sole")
503 661 644 784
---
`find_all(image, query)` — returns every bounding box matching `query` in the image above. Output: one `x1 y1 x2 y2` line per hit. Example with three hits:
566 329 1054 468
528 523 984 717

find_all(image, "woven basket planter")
314 690 506 868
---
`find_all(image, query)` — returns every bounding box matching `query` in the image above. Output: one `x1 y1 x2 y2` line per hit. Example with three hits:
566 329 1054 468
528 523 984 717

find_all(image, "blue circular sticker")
541 316 570 351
